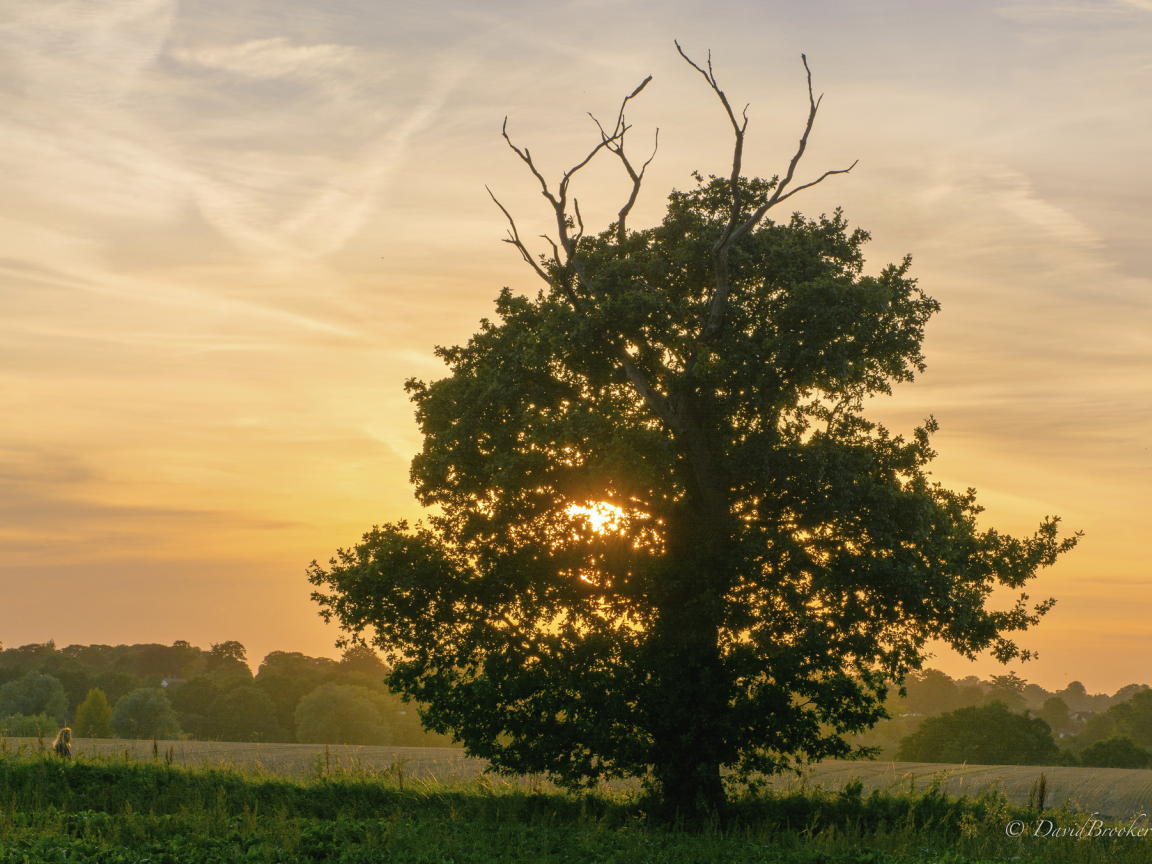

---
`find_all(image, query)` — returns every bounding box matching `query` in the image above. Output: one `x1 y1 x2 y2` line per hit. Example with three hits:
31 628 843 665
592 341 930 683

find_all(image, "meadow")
10 738 1152 820
4 740 1152 862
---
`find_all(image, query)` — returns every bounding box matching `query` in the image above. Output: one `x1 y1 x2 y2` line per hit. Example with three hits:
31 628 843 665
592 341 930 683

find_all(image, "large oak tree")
309 45 1078 817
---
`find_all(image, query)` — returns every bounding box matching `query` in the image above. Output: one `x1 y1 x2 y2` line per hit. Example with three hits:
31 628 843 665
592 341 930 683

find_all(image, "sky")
2 0 1151 691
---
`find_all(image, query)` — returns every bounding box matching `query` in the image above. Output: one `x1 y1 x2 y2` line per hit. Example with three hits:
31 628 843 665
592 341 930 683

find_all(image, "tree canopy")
309 45 1078 817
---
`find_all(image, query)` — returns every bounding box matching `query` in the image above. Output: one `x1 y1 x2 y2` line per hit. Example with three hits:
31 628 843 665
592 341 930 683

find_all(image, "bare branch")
675 41 748 251
589 76 659 241
540 233 561 265
679 51 857 349
486 185 552 286
501 118 555 207
503 114 627 262
572 199 585 246
494 79 681 438
773 161 859 208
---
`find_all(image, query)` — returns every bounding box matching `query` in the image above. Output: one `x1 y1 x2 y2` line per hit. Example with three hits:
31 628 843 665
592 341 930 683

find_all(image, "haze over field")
2 0 1151 691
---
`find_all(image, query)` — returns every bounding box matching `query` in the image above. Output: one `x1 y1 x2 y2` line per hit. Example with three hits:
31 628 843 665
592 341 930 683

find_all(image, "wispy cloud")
172 37 357 80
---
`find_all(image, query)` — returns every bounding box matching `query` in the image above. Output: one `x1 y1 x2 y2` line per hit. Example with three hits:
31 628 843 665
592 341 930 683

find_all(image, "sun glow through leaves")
567 501 628 534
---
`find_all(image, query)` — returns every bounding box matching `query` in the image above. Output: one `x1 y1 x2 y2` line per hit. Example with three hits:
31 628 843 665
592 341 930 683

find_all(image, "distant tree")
92 671 140 705
1056 681 1090 713
1079 737 1152 769
0 672 68 723
339 644 389 680
206 685 283 742
984 673 1028 713
38 654 94 717
113 643 187 679
1074 711 1116 751
1102 689 1152 750
0 641 58 672
900 669 961 715
0 713 58 737
72 688 114 738
1022 683 1051 712
255 652 342 740
1037 697 1071 736
111 688 180 739
207 641 251 679
1111 684 1149 706
956 685 985 709
896 701 1059 765
294 683 391 745
166 677 223 739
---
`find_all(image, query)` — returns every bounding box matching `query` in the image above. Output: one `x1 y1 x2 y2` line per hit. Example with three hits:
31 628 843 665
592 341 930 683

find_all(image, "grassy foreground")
0 747 1150 862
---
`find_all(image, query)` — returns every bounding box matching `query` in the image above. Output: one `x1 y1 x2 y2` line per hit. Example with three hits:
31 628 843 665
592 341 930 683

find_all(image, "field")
4 740 1152 862
10 738 1152 820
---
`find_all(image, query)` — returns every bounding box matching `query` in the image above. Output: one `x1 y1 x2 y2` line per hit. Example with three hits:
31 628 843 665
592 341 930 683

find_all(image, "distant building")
161 678 187 688
1069 710 1094 723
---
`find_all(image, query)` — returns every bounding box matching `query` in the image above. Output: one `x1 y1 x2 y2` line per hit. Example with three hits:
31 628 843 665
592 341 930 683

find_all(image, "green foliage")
1075 712 1116 751
0 712 58 737
37 654 93 719
294 683 392 745
206 640 252 683
896 701 1059 765
984 673 1028 713
1079 736 1152 769
2 752 1152 861
1038 697 1071 735
340 643 389 680
164 676 220 738
168 675 291 742
0 671 67 723
0 640 457 747
72 689 114 738
90 671 140 706
1101 689 1152 750
899 670 960 716
111 688 180 739
254 651 343 740
1068 688 1152 754
206 684 283 742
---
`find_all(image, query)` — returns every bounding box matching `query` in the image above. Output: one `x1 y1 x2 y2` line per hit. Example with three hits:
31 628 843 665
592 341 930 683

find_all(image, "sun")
566 501 627 534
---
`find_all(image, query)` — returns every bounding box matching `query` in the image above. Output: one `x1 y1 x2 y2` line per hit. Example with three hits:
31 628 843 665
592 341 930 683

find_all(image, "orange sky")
2 0 1151 692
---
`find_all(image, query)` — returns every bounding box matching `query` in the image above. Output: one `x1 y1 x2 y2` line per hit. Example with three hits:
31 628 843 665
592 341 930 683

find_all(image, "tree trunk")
648 616 728 822
647 514 731 823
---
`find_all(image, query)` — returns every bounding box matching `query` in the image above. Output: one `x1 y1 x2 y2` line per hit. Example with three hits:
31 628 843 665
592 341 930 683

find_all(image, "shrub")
0 712 58 737
111 688 180 739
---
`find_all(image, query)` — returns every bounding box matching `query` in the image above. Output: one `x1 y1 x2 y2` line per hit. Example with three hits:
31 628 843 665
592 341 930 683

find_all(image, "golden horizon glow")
2 0 1151 691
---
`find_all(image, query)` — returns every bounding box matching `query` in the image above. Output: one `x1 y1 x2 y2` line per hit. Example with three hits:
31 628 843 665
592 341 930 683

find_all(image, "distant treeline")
858 669 1152 768
0 639 452 746
893 669 1143 719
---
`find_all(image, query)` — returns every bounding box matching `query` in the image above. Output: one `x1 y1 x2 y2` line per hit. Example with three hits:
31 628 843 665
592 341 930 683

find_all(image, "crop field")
9 737 1152 820
5 737 479 782
767 761 1152 822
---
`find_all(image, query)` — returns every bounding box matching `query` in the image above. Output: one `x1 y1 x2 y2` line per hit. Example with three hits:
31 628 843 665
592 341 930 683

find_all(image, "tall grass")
0 744 1150 862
